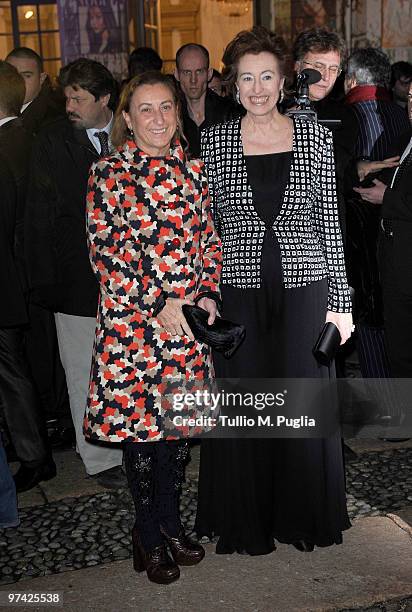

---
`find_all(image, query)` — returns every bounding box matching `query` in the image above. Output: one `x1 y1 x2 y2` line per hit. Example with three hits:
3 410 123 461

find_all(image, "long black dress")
195 152 350 555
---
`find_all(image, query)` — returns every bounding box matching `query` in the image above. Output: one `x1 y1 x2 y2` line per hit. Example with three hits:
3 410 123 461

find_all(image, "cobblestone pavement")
342 597 412 611
0 448 411 587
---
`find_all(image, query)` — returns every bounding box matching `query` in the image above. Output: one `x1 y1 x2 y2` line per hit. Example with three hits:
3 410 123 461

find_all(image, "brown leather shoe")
132 527 180 584
161 526 205 566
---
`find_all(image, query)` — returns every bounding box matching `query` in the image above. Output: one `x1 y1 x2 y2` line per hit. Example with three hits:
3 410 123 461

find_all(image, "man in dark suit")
7 47 69 443
6 47 64 137
0 61 56 492
25 58 124 489
174 43 240 158
354 82 412 378
344 48 410 385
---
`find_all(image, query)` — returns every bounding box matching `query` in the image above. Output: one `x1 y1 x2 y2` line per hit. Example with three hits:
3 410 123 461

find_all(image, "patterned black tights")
123 440 189 551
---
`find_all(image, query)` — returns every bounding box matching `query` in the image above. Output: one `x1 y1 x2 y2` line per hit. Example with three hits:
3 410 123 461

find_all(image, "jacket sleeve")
200 129 222 237
313 131 352 313
86 160 163 316
194 165 222 308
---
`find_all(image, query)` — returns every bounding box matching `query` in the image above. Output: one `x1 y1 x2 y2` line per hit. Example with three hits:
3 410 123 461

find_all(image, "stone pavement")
1 440 411 612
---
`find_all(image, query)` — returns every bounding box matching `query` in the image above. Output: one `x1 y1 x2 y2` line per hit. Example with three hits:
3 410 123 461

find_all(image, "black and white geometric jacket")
201 116 351 313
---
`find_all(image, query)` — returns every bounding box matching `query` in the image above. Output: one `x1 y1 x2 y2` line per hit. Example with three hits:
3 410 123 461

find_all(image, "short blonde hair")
111 71 182 148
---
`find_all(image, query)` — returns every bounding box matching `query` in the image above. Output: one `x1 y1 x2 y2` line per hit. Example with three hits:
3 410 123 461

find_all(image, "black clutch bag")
313 322 341 366
182 305 246 359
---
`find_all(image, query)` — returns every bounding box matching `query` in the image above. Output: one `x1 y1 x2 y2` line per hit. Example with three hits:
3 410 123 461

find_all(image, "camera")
285 68 321 123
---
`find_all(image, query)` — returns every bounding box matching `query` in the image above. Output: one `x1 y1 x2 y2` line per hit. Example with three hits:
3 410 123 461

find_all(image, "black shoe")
132 527 180 584
292 540 314 552
160 526 205 566
14 459 57 493
89 466 127 489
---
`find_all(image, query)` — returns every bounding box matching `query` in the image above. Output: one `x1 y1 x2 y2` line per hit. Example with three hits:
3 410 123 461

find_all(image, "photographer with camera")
291 28 359 240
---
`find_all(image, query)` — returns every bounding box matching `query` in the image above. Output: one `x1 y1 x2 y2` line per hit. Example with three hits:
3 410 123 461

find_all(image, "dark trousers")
0 327 48 466
123 441 189 551
379 232 412 377
25 302 70 424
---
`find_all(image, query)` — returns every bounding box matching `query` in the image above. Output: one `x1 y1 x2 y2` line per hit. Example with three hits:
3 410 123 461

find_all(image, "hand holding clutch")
313 322 341 366
182 305 246 359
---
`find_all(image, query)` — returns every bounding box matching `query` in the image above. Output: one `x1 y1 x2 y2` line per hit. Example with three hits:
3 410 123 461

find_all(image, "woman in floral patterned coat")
84 72 222 584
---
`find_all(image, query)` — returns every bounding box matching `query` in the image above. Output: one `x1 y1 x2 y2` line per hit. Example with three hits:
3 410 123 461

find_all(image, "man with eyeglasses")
174 43 240 158
292 28 359 241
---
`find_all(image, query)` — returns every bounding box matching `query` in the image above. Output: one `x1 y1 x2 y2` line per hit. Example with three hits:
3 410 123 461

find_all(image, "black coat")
181 89 242 158
313 98 359 240
25 118 100 316
381 130 412 294
0 118 33 292
0 158 28 327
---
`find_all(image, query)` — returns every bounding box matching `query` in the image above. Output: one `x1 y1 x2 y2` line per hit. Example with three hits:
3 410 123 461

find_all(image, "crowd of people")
0 24 411 585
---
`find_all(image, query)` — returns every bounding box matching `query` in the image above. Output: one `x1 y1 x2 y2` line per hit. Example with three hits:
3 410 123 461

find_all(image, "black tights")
123 440 189 551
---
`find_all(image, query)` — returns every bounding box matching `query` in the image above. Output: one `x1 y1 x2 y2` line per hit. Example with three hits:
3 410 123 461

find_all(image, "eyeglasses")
301 61 342 77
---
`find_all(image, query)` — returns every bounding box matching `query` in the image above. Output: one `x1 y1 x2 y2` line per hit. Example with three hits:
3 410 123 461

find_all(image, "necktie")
95 131 110 157
392 148 412 189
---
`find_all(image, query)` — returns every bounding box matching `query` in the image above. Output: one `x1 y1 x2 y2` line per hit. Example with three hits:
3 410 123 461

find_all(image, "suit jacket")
25 118 100 316
0 118 33 291
201 117 351 313
0 160 27 327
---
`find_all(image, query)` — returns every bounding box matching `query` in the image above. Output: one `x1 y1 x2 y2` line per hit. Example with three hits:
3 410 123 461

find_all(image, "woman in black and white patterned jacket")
195 26 354 556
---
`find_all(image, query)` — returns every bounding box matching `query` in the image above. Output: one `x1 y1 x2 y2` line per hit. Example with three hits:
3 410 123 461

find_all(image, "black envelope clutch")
313 322 341 366
182 305 246 359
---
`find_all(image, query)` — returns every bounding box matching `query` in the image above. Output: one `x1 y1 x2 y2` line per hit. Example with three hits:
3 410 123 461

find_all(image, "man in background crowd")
391 61 412 111
174 43 240 157
292 27 359 239
6 47 64 136
344 47 409 386
208 69 224 96
128 46 163 79
354 81 412 380
7 47 70 449
0 61 55 492
25 58 124 489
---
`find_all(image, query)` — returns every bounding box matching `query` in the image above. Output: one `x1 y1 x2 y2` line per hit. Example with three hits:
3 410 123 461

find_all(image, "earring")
235 87 240 105
279 89 284 104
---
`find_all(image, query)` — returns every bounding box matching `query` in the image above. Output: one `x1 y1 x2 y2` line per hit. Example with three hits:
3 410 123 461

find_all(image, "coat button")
168 202 177 210
172 238 180 247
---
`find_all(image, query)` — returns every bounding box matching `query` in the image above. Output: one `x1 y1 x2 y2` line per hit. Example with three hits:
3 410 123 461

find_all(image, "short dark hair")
128 47 163 78
0 61 25 116
293 28 347 64
347 47 391 88
175 44 210 70
6 46 43 71
391 61 412 87
111 71 182 148
58 58 117 108
221 26 287 96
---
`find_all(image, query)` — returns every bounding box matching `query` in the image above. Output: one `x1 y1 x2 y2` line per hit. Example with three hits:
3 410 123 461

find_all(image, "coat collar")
119 138 186 165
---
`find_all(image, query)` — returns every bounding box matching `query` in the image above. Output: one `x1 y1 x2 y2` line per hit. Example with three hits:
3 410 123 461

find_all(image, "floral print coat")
84 140 222 442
